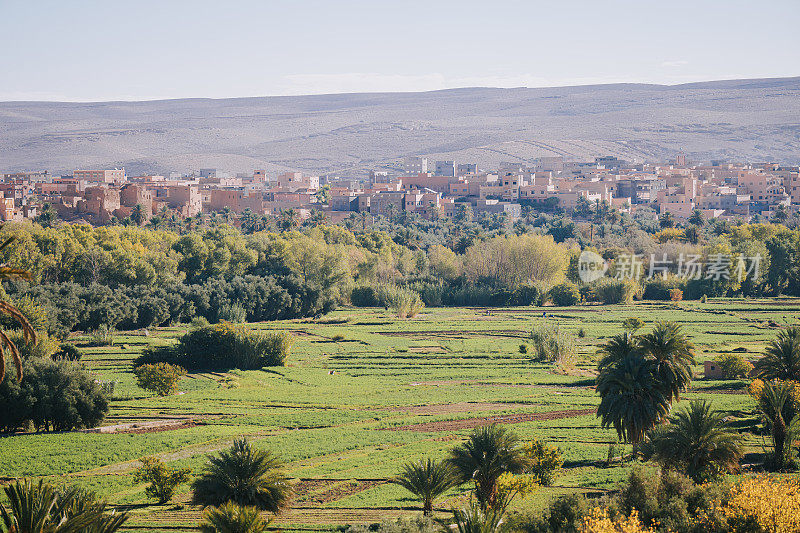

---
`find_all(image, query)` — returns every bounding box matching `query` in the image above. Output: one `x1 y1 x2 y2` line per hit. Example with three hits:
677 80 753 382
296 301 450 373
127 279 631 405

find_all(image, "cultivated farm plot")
2 299 798 532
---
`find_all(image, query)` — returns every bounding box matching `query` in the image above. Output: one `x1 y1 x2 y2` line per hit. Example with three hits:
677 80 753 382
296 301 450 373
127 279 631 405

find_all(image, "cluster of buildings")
1 154 798 225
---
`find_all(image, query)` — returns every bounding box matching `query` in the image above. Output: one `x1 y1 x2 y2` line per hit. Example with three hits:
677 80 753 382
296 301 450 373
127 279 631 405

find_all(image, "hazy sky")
2 0 799 101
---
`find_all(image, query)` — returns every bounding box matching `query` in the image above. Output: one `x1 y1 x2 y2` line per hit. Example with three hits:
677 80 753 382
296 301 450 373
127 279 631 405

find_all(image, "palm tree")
645 400 743 482
596 353 671 445
130 204 146 226
0 234 37 383
58 487 129 533
638 322 695 402
452 500 503 533
200 502 270 533
278 209 299 231
754 327 800 381
752 379 800 470
597 333 641 373
688 209 706 227
192 439 293 512
392 458 458 515
449 425 529 510
0 479 127 533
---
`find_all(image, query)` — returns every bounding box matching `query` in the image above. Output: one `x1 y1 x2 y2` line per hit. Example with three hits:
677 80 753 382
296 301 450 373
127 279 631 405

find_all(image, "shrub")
351 284 402 308
642 276 687 301
136 324 293 371
578 328 586 338
621 317 645 334
392 288 424 319
530 325 576 367
88 324 115 346
0 358 108 433
134 363 187 396
331 334 346 342
606 467 733 533
669 288 683 302
580 509 656 533
345 516 439 533
217 303 247 323
133 456 191 503
53 343 82 361
521 438 563 486
519 344 529 354
714 353 753 379
549 282 581 306
505 493 590 533
511 284 541 306
7 329 59 359
592 279 638 304
440 285 495 306
722 475 800 533
350 285 379 307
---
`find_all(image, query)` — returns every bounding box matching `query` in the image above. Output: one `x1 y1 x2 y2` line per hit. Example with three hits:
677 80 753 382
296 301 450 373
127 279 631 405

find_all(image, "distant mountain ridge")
1 76 799 175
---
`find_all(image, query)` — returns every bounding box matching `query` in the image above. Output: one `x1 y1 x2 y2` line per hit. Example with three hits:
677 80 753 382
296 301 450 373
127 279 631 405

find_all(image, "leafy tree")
449 425 529 509
133 456 191 504
192 439 293 512
200 502 270 533
0 358 108 433
644 400 743 482
134 363 187 396
754 326 800 381
392 458 458 515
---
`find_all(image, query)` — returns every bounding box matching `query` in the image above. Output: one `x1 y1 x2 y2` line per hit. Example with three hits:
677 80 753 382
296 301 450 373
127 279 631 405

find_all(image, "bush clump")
643 276 688 301
549 282 581 306
714 353 753 379
592 278 639 304
522 438 563 486
392 289 424 319
133 456 192 504
135 323 293 372
530 325 576 367
53 343 82 361
7 329 60 359
134 363 187 396
0 358 108 433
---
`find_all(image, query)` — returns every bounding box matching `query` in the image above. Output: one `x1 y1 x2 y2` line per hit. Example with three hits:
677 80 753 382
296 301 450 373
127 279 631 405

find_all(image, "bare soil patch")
385 402 523 415
377 330 527 340
390 409 595 432
293 479 386 505
82 418 197 434
408 346 448 353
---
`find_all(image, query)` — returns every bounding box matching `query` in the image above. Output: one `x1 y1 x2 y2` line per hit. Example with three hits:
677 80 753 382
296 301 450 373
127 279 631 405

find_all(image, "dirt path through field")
390 408 595 431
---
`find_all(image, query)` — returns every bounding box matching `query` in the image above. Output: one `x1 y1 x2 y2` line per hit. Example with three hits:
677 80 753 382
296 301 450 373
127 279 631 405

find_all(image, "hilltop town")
2 154 798 226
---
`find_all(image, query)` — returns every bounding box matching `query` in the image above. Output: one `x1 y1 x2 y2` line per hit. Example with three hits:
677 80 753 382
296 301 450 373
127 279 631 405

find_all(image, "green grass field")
2 298 799 532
